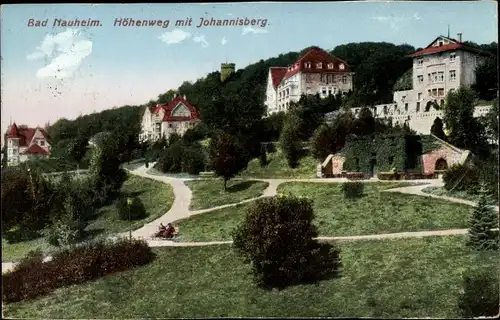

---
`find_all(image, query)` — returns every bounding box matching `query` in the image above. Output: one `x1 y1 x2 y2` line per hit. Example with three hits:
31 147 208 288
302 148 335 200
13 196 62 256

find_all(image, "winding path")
2 163 498 274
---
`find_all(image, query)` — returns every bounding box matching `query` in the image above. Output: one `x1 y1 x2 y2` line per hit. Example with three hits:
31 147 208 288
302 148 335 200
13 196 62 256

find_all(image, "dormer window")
327 63 334 69
450 52 456 61
305 62 311 68
339 64 345 70
316 62 322 69
417 59 423 67
438 41 443 46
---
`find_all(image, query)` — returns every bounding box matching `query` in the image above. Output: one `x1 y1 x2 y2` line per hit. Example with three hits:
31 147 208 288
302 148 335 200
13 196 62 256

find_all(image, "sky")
1 2 498 144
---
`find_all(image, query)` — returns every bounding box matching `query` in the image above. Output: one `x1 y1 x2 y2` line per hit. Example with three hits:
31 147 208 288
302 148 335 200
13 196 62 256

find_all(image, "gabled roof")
283 47 351 79
411 35 490 58
269 67 287 89
150 96 200 122
21 143 49 155
7 123 49 147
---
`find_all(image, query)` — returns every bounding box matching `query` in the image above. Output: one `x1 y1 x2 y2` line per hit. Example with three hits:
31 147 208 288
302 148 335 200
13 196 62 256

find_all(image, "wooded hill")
41 40 498 157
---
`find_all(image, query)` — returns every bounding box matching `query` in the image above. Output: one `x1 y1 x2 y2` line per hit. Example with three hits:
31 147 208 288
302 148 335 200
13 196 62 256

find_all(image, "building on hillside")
348 34 493 134
221 62 236 82
139 94 201 142
6 123 51 166
264 47 354 115
318 133 471 178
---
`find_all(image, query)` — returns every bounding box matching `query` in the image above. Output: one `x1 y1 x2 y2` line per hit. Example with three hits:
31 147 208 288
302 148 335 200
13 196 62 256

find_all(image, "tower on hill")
220 63 235 82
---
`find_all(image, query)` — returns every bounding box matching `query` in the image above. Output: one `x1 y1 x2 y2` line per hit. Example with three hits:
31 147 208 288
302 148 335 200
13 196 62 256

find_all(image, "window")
417 92 422 100
342 76 347 84
427 73 432 83
327 63 334 69
432 72 438 83
39 140 45 146
417 59 423 67
322 87 327 96
438 72 444 82
438 41 443 46
286 88 290 96
450 52 456 61
305 62 311 68
405 103 408 111
417 75 424 83
449 70 456 81
306 74 312 83
328 88 332 96
316 62 322 69
339 64 345 70
416 102 421 112
427 89 432 97
438 88 444 96
432 89 438 96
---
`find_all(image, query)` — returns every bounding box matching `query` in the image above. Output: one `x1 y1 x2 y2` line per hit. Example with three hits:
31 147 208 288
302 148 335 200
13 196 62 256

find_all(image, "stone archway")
435 158 448 171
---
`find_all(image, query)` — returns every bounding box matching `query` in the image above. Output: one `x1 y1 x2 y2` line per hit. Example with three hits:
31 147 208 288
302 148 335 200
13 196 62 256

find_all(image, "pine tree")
466 183 499 251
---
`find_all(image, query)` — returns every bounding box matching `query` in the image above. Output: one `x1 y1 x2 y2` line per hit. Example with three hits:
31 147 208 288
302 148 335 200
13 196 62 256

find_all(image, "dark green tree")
472 56 498 101
280 114 302 168
311 123 335 160
430 117 446 140
466 184 499 251
209 131 249 191
352 107 376 135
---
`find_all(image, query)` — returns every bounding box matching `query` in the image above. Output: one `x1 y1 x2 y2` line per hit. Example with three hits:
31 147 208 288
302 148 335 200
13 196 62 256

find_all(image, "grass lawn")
185 179 269 210
421 186 497 206
239 149 318 179
1 175 174 261
4 236 498 318
173 182 472 242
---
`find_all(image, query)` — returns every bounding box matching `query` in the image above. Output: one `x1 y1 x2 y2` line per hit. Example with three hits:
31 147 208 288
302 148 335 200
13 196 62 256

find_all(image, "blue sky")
0 2 497 142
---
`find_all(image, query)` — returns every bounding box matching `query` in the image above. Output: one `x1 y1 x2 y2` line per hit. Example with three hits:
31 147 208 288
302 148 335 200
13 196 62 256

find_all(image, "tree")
466 183 499 251
279 114 302 168
290 94 324 140
473 56 498 101
167 133 181 147
209 131 249 191
483 99 499 142
352 107 375 135
430 117 446 139
66 135 89 163
443 86 489 157
457 268 500 317
232 195 341 289
311 123 335 160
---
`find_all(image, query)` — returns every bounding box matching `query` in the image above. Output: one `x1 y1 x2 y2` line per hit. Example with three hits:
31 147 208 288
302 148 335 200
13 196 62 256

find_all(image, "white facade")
265 47 354 116
139 95 200 143
349 35 492 134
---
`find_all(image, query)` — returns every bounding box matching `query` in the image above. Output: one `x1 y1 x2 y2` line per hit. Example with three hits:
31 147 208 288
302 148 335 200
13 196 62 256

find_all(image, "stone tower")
220 63 235 82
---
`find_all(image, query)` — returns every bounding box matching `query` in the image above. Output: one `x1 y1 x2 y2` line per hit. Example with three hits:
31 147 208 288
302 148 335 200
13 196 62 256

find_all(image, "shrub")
342 182 364 199
443 164 479 193
2 238 155 303
457 268 500 317
232 195 341 289
181 144 206 175
116 196 147 221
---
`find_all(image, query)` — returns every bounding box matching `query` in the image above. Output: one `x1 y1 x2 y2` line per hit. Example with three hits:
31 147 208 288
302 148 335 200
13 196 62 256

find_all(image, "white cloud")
221 36 228 45
158 29 191 44
371 13 422 31
242 26 268 35
26 29 93 80
193 34 209 48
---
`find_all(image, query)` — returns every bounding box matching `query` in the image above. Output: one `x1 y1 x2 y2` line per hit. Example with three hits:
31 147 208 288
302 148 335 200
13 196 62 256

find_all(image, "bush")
345 172 368 180
377 172 437 180
181 144 206 175
457 268 500 317
2 238 155 303
116 196 147 221
342 182 364 199
443 164 480 193
232 195 341 289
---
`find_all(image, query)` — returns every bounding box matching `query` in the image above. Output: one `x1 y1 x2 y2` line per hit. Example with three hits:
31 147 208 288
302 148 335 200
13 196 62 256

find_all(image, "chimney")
173 93 177 101
183 94 186 100
457 33 462 43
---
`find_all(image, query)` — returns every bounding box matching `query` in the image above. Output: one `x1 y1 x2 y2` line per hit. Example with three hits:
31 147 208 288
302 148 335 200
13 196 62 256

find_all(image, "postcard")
1 2 499 319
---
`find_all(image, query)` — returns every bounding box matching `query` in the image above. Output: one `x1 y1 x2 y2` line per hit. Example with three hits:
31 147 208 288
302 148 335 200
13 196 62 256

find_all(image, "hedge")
2 238 155 303
377 172 438 180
